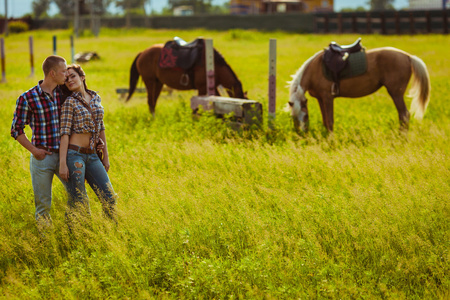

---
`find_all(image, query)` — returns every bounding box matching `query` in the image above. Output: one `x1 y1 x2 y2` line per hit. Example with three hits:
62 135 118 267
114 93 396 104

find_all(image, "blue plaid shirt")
10 81 64 150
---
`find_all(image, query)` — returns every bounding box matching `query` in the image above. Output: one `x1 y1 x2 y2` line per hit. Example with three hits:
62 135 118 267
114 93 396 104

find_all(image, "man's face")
53 61 67 85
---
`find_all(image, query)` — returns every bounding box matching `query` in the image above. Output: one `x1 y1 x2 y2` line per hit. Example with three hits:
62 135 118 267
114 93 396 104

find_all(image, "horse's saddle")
159 38 204 71
323 38 367 95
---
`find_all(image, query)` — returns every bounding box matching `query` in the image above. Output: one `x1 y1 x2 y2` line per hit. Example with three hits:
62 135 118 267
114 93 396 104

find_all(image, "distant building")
262 0 303 13
173 5 194 16
230 0 262 14
302 0 333 12
230 0 333 14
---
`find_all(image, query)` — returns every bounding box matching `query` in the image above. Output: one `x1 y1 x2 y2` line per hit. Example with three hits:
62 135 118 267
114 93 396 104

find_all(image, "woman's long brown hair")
60 64 88 97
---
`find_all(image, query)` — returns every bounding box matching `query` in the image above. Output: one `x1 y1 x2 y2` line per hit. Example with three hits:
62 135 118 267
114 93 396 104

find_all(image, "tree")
367 0 394 11
340 6 367 12
52 0 89 17
32 0 51 18
34 0 112 18
89 0 115 15
114 0 146 14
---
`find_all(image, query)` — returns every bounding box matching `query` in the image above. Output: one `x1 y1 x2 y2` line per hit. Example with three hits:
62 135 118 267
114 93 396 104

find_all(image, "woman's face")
65 68 85 92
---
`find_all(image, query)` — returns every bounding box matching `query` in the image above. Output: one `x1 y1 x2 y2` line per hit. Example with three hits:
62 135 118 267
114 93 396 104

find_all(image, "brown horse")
288 47 431 132
126 42 246 116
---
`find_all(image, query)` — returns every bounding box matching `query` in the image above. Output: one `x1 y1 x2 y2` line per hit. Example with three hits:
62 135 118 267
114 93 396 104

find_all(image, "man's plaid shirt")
10 81 64 150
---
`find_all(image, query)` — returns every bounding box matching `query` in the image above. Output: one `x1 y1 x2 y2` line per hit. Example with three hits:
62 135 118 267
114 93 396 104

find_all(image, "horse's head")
288 86 309 132
219 80 247 99
213 49 247 99
230 81 247 99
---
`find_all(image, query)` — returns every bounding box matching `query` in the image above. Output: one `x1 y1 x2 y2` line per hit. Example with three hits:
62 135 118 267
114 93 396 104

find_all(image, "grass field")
0 28 449 299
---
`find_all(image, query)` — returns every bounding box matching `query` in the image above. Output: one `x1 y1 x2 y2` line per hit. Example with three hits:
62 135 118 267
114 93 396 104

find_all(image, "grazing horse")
288 46 431 132
126 40 246 115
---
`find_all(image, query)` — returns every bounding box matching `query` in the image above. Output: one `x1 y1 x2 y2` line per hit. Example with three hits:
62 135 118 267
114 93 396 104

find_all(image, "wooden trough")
189 39 264 129
191 95 262 127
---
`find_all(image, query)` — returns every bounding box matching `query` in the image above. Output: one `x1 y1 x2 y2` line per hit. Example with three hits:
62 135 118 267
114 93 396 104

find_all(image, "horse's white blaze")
291 96 301 117
288 51 321 120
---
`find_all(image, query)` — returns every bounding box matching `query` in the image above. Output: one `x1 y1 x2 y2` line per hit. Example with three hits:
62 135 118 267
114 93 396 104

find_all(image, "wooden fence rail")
314 10 449 34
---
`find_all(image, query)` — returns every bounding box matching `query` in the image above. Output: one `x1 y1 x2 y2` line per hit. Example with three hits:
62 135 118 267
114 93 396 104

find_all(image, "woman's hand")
60 163 70 182
96 138 105 150
102 156 110 172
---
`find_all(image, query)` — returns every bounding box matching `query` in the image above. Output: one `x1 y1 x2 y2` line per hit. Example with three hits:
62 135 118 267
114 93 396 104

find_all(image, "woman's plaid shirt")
60 90 105 149
10 81 64 150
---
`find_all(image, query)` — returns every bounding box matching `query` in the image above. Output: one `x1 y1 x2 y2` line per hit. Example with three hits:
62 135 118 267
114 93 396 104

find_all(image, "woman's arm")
59 99 73 182
99 130 110 172
59 135 70 182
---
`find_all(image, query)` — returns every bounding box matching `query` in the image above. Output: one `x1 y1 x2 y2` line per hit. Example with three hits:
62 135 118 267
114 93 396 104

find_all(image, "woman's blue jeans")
66 149 117 220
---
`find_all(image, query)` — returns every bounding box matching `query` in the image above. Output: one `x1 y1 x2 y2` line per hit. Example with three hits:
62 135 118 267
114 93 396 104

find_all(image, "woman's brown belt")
68 144 96 154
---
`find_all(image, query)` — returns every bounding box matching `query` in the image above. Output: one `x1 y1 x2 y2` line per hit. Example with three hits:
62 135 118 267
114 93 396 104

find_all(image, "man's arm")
16 134 51 160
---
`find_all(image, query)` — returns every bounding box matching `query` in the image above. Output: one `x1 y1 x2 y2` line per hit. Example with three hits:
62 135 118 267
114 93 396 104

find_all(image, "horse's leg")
144 79 163 116
387 90 410 130
316 95 335 132
196 81 207 96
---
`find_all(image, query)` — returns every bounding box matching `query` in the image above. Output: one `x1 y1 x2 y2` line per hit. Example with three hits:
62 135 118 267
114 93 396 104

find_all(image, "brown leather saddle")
159 38 204 70
323 38 364 95
159 38 205 87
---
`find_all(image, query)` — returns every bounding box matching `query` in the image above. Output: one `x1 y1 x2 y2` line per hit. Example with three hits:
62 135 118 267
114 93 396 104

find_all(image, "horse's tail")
126 53 141 102
409 55 431 120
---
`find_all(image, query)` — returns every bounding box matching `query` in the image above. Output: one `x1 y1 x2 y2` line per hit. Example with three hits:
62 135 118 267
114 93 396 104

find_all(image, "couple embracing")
10 55 117 230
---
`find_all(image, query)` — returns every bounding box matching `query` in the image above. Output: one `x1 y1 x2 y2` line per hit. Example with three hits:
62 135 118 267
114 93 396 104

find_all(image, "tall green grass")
0 29 448 299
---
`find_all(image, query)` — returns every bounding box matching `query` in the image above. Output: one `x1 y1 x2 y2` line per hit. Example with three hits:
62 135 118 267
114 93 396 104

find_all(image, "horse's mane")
288 51 322 95
213 48 242 86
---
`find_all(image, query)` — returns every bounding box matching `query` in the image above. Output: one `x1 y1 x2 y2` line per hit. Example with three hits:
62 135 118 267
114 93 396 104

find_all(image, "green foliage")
0 29 449 299
369 0 395 11
167 0 228 14
32 0 51 18
340 6 367 12
7 21 30 33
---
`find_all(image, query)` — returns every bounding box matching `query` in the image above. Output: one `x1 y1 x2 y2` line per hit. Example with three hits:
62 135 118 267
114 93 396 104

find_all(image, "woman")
59 64 117 221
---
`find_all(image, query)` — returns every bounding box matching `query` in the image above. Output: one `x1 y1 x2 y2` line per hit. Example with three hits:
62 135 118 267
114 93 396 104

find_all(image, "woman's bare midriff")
69 133 92 148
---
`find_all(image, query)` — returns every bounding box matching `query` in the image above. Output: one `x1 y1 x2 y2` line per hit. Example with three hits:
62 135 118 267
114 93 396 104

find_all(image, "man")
10 55 67 227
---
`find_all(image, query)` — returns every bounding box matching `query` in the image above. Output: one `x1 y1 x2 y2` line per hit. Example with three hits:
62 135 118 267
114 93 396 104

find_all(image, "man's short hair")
42 55 66 76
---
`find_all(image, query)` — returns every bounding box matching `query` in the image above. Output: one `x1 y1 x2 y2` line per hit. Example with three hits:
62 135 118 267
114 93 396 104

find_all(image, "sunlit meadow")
0 29 448 298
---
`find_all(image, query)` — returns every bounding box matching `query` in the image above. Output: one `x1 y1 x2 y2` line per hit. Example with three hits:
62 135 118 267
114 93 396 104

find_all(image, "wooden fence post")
426 11 431 33
409 12 415 34
395 12 400 34
29 36 34 77
338 13 343 33
367 12 372 34
1 37 5 83
352 13 357 33
205 39 215 96
53 35 57 55
381 12 386 35
70 35 75 64
444 9 448 34
268 39 276 129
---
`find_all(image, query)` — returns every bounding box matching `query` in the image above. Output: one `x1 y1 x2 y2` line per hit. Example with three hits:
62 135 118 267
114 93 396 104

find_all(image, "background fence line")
1 10 449 35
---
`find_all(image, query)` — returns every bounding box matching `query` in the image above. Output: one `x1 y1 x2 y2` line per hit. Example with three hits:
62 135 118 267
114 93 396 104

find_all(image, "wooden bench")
116 86 173 99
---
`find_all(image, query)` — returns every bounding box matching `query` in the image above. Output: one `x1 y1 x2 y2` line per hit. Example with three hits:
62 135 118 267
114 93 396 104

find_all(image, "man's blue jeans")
30 152 65 222
65 149 117 220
